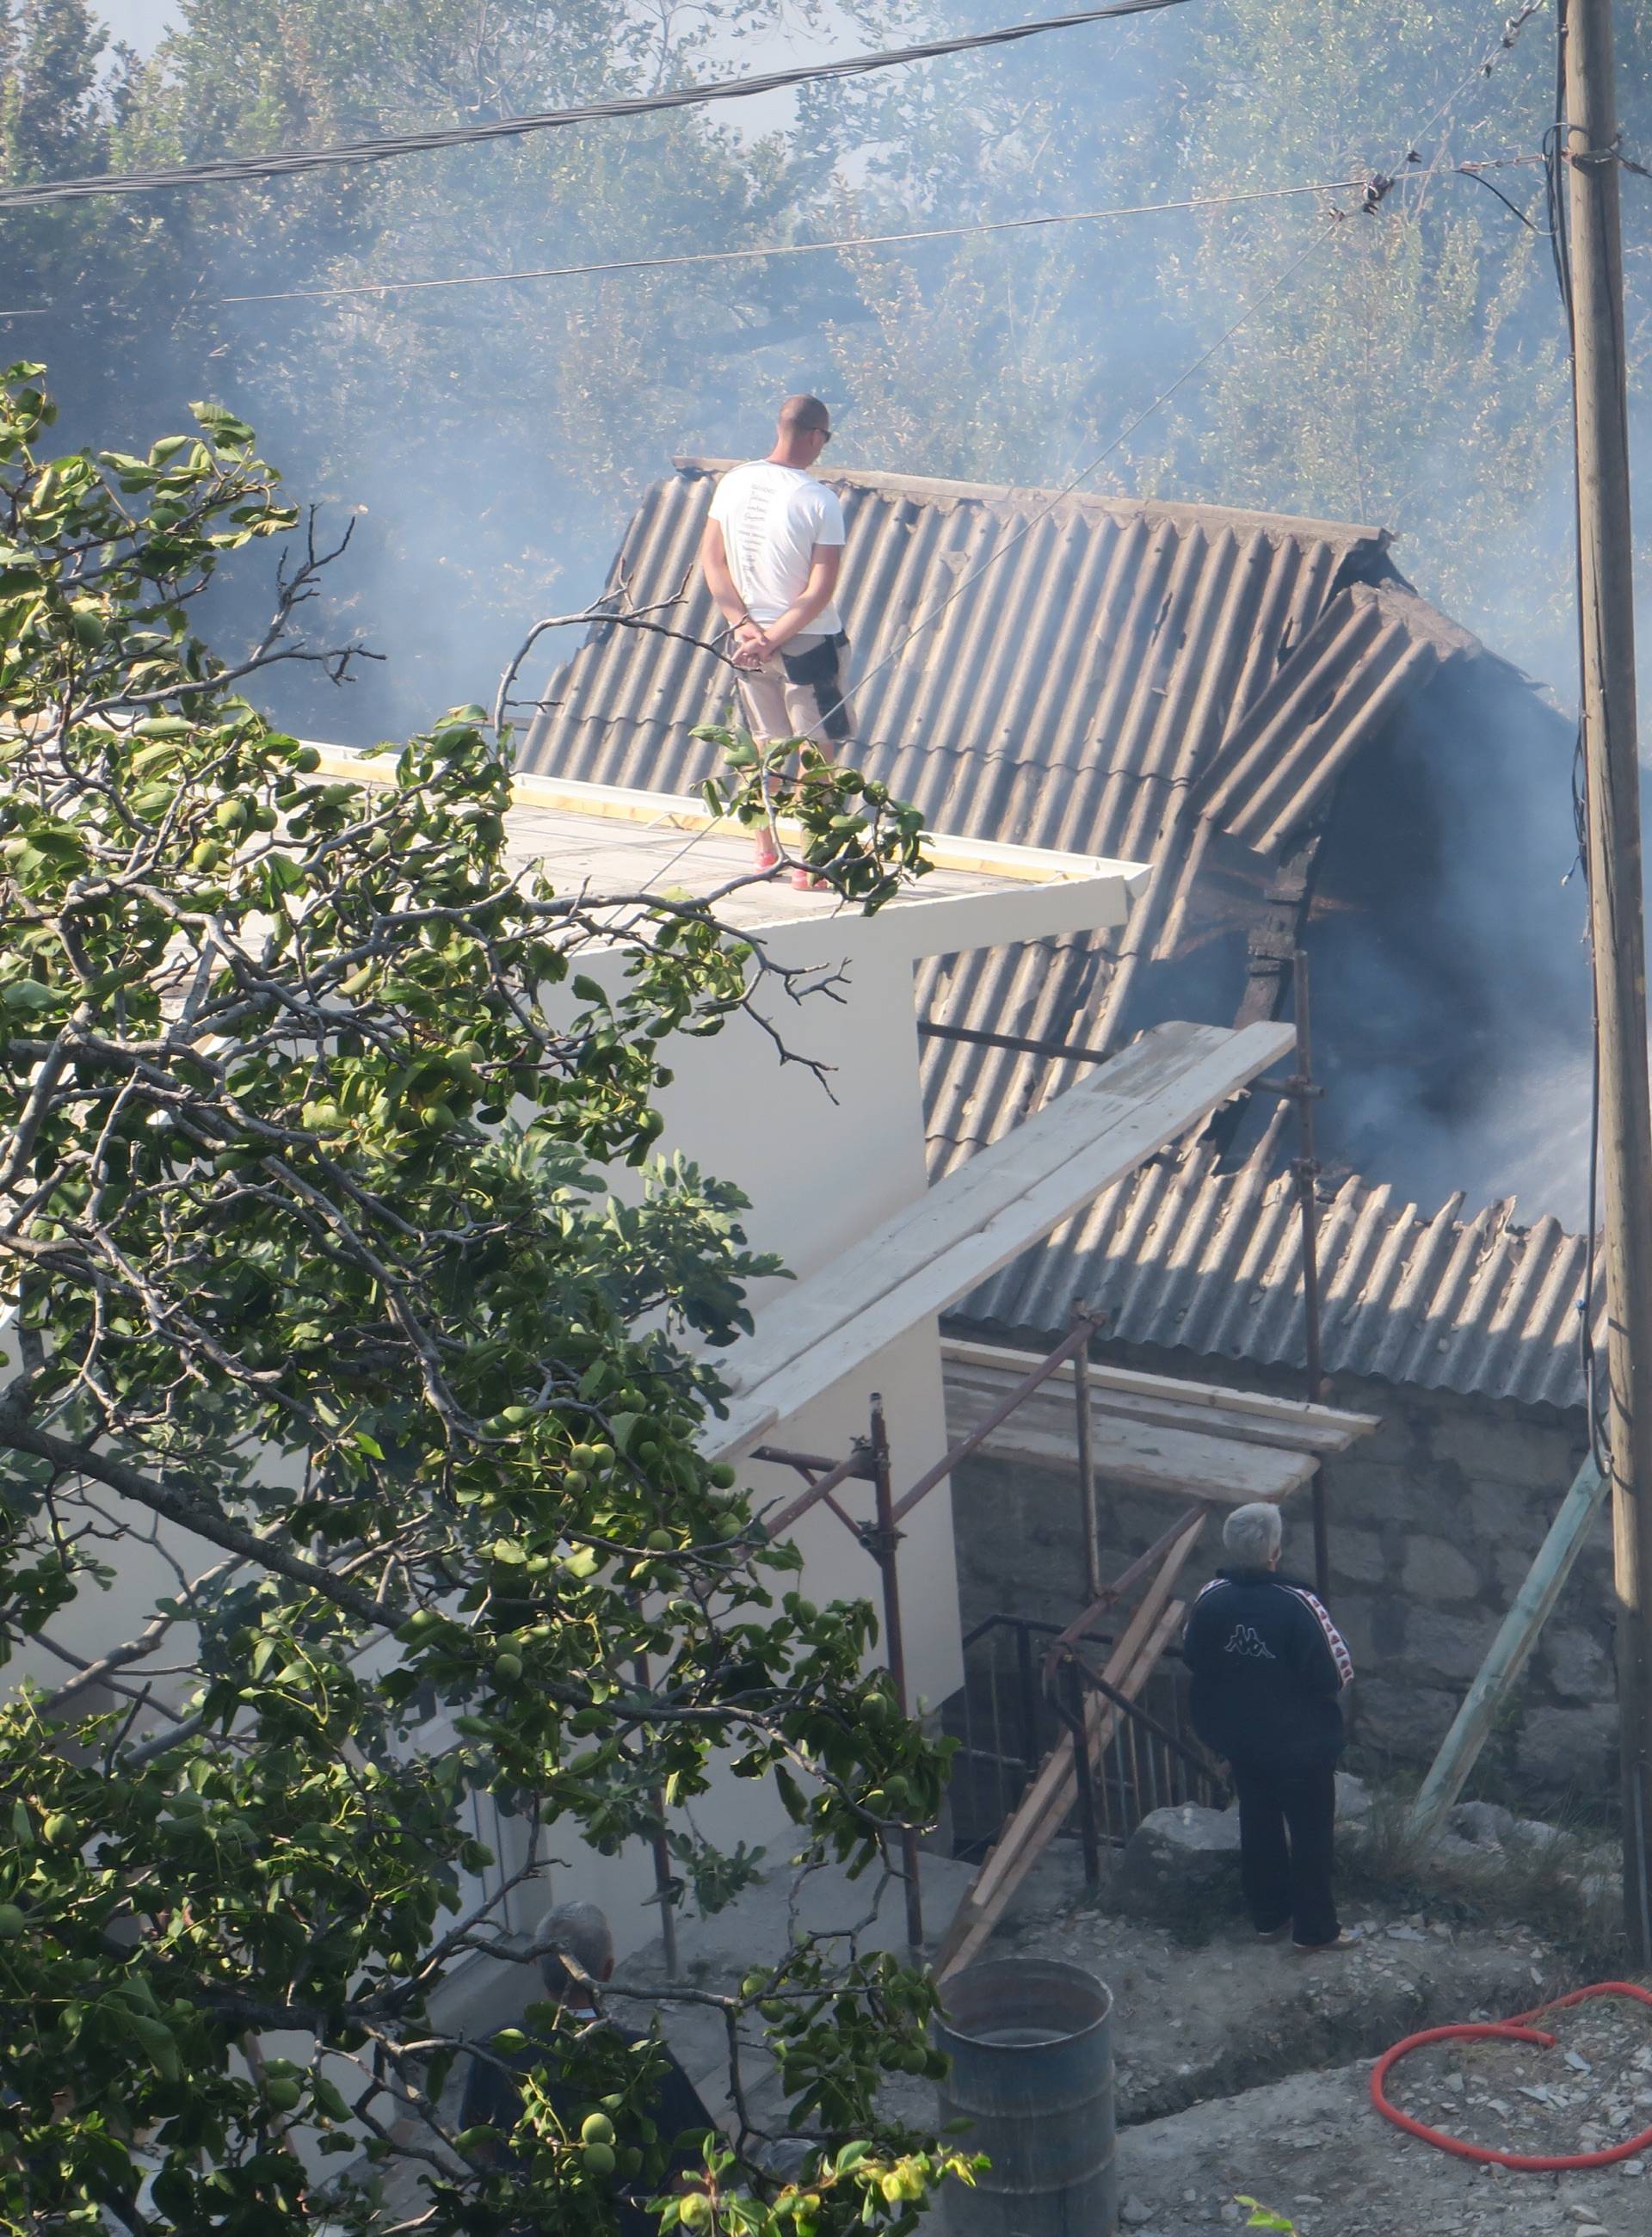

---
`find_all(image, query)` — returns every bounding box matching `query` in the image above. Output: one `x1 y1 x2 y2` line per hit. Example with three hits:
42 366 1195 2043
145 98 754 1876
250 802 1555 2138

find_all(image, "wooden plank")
936 1599 1187 1981
701 1020 1293 1461
1086 1389 1354 1457
1407 1453 1607 1844
940 1338 1380 1451
943 1380 1314 1503
934 1511 1208 1973
718 1024 1279 1408
969 1530 1194 1913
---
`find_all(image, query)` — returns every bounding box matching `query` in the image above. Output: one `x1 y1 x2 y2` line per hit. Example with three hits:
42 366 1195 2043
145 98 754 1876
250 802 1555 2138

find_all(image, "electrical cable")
515 3 1558 906
0 0 1193 212
1391 0 1551 172
628 50 1556 896
1453 162 1550 231
222 177 1371 307
804 223 1339 738
217 159 1538 311
794 4 1561 757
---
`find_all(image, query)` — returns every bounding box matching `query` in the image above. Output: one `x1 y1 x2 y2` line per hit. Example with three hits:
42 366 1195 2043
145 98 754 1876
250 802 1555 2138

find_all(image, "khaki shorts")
735 632 852 748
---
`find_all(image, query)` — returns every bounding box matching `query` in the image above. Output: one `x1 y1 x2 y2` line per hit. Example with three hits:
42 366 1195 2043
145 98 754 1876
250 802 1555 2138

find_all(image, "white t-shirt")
708 460 846 634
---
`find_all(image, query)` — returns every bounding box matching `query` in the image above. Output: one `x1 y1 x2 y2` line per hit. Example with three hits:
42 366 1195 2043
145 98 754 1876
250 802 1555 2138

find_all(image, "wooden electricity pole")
1564 0 1652 1962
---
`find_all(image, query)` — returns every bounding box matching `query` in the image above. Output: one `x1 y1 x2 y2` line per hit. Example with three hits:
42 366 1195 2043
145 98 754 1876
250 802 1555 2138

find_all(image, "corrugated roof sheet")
522 460 1477 1178
957 1111 1595 1412
1193 582 1482 853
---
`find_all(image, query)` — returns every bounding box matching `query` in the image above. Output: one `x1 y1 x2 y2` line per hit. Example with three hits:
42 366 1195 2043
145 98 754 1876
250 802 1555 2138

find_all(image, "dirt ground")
977 1846 1652 2237
364 1831 1650 2236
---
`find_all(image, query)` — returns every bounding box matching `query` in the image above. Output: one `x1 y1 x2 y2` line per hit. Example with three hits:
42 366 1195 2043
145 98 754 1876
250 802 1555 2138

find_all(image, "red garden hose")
1370 1981 1652 2171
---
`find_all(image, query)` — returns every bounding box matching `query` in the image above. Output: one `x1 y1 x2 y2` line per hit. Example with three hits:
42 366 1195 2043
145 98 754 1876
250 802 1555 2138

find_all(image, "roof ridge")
669 455 1394 552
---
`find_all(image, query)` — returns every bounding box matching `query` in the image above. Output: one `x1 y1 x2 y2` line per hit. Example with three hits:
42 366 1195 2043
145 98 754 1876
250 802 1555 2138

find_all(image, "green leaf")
1236 2203 1296 2233
126 2012 181 2083
609 1411 642 1457
190 401 256 447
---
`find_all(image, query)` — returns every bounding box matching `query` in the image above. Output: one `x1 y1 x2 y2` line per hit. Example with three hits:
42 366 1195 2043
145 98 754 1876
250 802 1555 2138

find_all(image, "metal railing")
943 1611 1228 1862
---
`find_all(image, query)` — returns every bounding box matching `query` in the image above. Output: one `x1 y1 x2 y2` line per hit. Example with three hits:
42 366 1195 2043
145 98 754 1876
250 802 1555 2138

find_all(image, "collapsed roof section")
521 459 1485 1180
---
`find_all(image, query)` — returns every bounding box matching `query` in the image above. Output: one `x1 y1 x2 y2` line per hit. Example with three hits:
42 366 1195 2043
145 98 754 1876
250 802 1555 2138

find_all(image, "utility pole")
1564 0 1652 1962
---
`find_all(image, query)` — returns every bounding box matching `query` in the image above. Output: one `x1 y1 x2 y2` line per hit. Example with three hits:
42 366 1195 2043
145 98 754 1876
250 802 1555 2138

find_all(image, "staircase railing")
943 1610 1228 1864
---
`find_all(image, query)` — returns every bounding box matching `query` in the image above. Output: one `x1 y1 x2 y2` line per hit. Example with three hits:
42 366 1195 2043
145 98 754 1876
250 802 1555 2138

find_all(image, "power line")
0 0 1192 213
629 15 1563 890
755 151 1550 744
809 220 1341 730
218 157 1538 313
1390 0 1551 169
223 178 1370 307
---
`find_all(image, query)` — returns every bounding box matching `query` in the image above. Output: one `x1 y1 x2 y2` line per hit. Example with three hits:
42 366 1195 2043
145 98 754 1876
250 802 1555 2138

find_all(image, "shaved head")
778 393 831 437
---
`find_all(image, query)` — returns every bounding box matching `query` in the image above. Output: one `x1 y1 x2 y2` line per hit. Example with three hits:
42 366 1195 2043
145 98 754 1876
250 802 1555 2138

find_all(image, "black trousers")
1229 1758 1339 1946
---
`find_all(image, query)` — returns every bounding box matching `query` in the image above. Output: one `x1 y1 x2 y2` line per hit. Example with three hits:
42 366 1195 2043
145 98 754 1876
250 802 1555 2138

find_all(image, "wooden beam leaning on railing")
934 1502 1212 1980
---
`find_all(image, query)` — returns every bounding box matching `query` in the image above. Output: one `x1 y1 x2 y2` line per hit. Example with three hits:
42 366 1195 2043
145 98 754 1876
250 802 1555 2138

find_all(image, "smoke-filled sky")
94 0 175 50
22 0 1638 1235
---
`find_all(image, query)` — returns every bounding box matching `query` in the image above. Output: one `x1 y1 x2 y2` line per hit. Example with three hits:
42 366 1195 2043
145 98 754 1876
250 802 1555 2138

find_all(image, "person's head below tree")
456 1899 717 2226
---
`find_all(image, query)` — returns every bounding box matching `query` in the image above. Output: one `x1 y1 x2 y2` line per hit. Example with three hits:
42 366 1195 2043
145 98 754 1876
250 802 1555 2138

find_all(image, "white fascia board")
743 862 1145 965
700 1018 1295 1463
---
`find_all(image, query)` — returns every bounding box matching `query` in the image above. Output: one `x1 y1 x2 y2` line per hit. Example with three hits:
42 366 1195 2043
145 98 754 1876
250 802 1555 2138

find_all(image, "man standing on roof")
1181 1502 1359 1955
699 394 851 882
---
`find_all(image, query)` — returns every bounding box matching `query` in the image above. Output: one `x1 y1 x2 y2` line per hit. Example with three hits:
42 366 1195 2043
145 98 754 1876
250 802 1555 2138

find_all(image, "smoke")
1307 653 1593 1230
36 0 1649 1241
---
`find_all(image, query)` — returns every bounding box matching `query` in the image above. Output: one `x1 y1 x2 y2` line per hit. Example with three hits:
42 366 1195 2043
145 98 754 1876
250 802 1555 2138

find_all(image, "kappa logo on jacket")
1224 1622 1277 1661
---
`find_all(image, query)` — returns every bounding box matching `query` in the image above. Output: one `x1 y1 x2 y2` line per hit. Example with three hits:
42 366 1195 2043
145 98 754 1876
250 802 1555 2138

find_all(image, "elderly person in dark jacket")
1181 1501 1357 1954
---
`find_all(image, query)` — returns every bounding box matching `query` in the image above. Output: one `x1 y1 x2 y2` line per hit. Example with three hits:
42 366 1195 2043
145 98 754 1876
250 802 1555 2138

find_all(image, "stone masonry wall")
944 1336 1612 1808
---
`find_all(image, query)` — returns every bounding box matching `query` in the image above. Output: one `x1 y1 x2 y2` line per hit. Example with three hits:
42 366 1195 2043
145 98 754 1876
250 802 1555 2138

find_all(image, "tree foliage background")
8 0 1652 742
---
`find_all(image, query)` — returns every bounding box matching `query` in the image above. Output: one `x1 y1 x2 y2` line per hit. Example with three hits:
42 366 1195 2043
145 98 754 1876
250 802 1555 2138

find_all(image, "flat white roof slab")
308 749 1150 959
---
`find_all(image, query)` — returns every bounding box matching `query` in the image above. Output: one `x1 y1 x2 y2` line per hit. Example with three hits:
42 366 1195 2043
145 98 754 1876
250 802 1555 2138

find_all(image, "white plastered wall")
3 858 1145 1974
532 908 961 1957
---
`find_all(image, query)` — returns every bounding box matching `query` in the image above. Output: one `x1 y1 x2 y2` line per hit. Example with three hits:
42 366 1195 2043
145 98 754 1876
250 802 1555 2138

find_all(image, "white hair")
1223 1501 1284 1569
537 1900 613 1998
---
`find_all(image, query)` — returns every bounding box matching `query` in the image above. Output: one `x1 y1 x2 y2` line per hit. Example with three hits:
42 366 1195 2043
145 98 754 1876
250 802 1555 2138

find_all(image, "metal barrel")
933 1958 1115 2237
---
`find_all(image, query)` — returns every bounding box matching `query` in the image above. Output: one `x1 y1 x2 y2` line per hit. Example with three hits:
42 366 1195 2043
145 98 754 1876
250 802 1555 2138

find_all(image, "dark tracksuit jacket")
1181 1565 1354 1772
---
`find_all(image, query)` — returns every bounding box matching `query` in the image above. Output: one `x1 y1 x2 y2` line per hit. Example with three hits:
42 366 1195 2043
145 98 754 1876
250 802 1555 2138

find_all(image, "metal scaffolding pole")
866 1392 925 1957
1073 1303 1104 1605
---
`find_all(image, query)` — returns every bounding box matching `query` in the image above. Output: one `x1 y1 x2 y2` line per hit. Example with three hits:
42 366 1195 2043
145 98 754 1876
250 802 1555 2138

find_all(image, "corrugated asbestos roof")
958 1111 1595 1412
521 460 1559 1408
521 460 1478 1176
